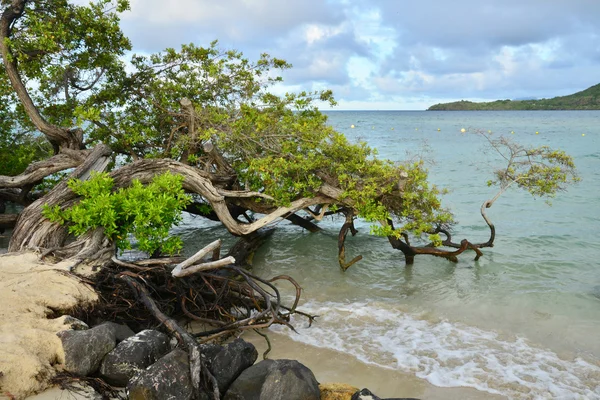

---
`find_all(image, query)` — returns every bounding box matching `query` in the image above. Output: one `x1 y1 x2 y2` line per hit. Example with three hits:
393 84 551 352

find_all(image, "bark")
0 214 18 230
338 212 362 271
8 144 112 253
110 159 335 237
0 153 82 188
0 0 83 150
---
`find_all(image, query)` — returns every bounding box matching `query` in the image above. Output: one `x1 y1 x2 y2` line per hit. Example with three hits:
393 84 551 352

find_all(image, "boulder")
127 348 194 400
99 329 171 386
351 388 420 400
202 338 258 393
320 383 360 400
97 321 135 342
224 359 320 400
57 323 116 376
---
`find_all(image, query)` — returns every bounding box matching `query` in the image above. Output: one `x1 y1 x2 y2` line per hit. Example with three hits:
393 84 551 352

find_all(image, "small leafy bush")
43 171 191 256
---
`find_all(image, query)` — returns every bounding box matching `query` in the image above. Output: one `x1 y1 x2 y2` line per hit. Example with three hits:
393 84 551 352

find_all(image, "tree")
0 1 580 397
0 0 579 269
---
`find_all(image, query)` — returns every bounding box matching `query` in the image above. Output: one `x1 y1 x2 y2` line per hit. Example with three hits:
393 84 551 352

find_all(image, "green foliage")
0 0 131 145
476 131 579 204
0 132 52 176
428 83 600 110
43 171 191 256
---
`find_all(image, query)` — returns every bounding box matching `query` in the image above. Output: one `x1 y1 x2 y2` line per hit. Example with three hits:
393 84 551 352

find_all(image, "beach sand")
243 330 506 400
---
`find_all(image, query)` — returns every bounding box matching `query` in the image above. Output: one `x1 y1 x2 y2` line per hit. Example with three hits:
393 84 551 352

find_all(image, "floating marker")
391 127 395 130
536 131 539 135
582 133 586 136
488 130 492 133
460 128 466 133
511 131 515 134
351 124 355 128
437 128 441 131
372 126 375 129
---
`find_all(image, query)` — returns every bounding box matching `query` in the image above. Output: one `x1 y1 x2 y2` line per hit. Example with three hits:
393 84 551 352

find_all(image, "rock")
320 383 360 400
57 323 116 376
351 388 420 400
99 329 171 386
202 338 258 393
97 321 135 342
127 348 194 400
224 359 320 400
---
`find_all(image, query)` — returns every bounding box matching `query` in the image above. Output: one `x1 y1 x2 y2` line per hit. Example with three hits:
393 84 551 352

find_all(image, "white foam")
271 301 600 400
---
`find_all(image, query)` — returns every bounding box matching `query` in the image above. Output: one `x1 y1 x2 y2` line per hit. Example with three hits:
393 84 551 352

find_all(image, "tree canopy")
0 0 579 267
0 2 582 397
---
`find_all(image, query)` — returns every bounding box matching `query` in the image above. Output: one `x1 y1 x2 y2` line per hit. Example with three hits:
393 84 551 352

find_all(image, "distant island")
427 83 600 110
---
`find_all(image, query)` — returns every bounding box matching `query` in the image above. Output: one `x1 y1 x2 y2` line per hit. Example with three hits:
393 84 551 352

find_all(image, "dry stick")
172 257 236 278
171 239 223 277
120 275 220 400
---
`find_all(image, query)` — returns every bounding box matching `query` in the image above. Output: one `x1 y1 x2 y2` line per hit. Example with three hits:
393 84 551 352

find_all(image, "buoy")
415 128 418 131
437 128 441 131
536 131 539 135
350 124 355 128
488 130 492 133
391 127 395 130
372 126 374 129
511 131 515 134
582 133 586 136
460 128 466 133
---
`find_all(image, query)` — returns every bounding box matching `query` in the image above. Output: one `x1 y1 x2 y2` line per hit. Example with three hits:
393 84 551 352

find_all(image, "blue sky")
119 0 600 110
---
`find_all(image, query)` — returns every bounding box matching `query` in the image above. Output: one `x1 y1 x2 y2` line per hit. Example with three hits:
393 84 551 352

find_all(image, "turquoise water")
246 111 600 399
151 110 599 398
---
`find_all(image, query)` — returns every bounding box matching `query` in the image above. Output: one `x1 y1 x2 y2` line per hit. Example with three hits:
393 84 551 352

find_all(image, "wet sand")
243 330 506 400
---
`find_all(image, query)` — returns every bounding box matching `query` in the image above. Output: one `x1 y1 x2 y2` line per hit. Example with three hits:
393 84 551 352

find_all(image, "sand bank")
0 252 97 399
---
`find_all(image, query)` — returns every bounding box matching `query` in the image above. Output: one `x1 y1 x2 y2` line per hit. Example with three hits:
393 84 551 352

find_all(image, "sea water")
176 111 600 399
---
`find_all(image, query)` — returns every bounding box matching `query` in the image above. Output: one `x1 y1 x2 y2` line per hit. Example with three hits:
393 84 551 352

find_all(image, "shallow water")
244 111 600 399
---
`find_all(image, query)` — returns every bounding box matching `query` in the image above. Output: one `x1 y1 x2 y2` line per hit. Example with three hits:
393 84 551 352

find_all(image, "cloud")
118 0 600 109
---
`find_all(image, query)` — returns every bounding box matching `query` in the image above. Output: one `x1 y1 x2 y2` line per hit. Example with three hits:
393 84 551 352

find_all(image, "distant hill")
427 83 600 110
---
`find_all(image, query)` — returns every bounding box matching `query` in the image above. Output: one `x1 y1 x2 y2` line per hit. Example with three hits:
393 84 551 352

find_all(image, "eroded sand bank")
0 252 97 399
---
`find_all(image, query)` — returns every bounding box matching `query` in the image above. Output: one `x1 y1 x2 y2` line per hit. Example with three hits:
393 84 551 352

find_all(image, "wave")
271 300 600 400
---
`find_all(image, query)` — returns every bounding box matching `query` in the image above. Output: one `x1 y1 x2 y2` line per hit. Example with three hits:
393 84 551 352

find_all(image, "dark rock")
127 348 194 400
351 388 420 400
202 338 258 393
224 359 320 400
58 323 116 376
97 321 135 342
99 329 171 386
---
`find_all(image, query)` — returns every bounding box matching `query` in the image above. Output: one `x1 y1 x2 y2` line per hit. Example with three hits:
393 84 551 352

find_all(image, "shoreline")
0 250 505 400
243 330 506 400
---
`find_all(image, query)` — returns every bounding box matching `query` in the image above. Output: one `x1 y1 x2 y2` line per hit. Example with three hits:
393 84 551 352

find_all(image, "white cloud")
117 0 600 109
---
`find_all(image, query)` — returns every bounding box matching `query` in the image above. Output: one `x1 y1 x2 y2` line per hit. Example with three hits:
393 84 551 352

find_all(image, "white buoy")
351 124 355 128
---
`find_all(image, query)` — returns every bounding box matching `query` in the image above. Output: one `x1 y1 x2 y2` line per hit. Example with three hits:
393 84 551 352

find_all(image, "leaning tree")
0 0 579 387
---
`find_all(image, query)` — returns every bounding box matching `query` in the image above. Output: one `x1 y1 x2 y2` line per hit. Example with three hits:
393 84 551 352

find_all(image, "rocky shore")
0 251 416 400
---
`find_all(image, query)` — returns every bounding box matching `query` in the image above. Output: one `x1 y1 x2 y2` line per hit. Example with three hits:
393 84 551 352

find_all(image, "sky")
119 0 600 110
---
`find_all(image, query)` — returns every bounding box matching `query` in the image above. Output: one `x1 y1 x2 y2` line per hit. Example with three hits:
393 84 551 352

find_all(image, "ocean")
177 110 600 399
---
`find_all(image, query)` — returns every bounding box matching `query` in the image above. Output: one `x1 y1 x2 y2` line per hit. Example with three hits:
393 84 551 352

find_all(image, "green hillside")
427 83 600 110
